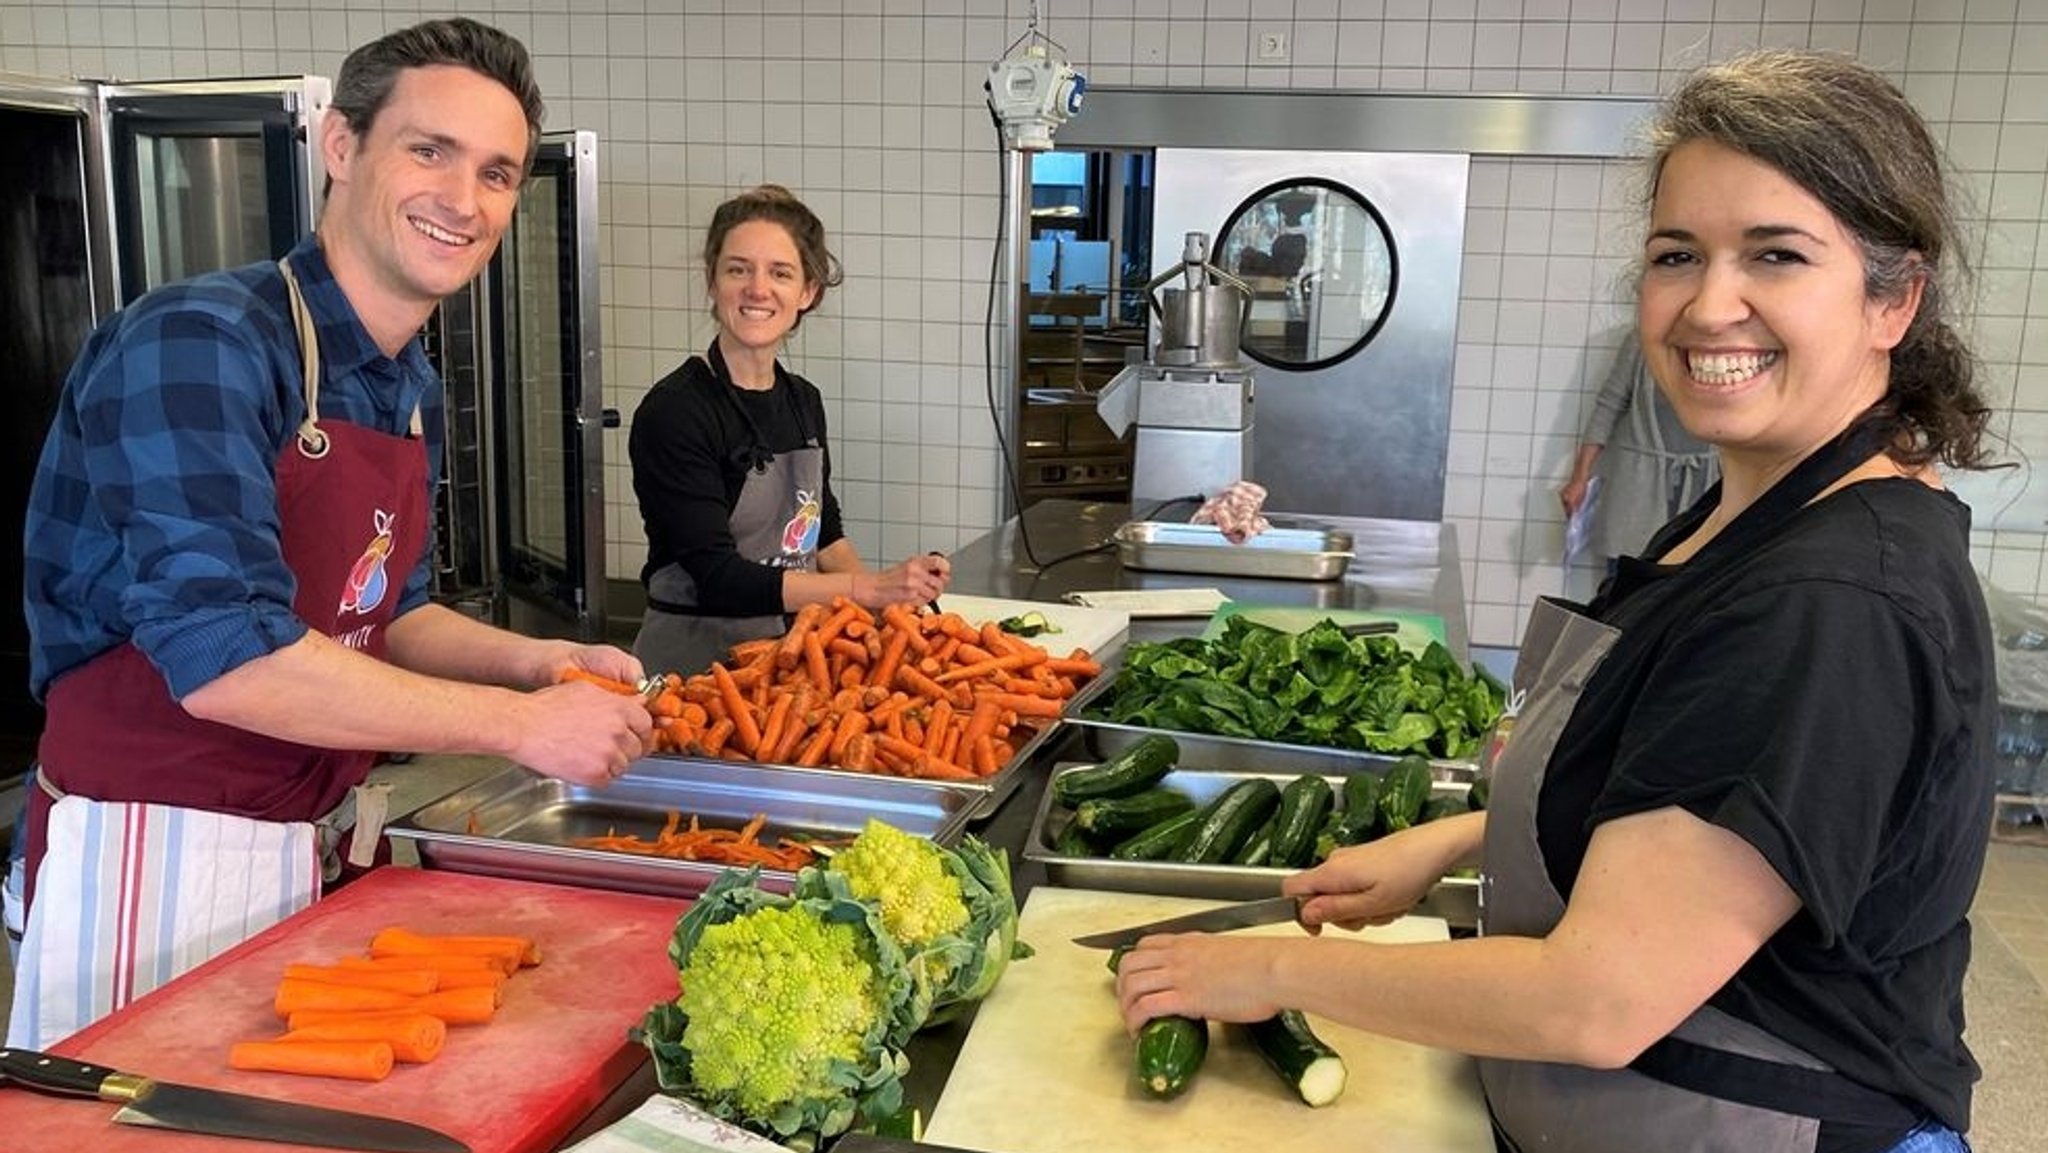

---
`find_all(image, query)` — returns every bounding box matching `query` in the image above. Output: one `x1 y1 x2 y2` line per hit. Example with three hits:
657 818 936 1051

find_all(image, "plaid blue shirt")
24 235 445 701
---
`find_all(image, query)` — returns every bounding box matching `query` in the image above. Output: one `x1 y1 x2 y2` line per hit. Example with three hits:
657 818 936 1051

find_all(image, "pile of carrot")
558 598 1101 783
226 926 540 1082
571 810 827 870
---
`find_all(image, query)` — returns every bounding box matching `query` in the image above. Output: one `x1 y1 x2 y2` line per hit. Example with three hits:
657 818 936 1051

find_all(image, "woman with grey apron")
629 185 949 679
1113 52 1994 1153
634 342 830 676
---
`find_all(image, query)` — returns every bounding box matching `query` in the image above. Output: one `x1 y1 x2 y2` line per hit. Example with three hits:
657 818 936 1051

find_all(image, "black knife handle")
0 1048 125 1099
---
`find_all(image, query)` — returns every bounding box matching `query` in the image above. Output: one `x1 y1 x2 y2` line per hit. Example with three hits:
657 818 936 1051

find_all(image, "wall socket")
1256 30 1289 62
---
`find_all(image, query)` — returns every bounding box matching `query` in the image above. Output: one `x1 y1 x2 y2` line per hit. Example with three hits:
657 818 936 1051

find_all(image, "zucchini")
1378 755 1434 834
1270 775 1335 868
1109 807 1204 861
1052 819 1096 858
1052 735 1180 806
1075 788 1196 838
1230 820 1275 866
1329 773 1383 846
1178 778 1283 864
1107 946 1209 1100
1243 1010 1347 1107
1421 794 1467 824
1135 1015 1209 1100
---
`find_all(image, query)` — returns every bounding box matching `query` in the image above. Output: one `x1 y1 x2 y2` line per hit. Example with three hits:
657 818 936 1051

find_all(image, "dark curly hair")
702 184 844 330
1644 50 1994 471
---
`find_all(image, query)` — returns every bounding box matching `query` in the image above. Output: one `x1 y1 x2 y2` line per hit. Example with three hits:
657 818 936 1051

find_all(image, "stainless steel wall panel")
1154 149 1466 521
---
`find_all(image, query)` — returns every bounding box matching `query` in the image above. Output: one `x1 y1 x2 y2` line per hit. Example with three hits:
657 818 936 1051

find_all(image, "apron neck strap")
278 258 330 460
1658 418 1893 569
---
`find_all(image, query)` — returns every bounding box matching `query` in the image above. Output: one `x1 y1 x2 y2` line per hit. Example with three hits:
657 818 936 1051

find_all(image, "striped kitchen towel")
7 795 318 1048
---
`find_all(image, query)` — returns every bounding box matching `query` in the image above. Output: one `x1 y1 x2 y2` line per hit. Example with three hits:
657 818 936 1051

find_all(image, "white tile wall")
6 0 2047 647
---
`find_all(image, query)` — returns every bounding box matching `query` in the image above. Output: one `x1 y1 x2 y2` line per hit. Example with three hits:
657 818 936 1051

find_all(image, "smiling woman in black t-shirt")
1110 52 1998 1153
627 185 950 676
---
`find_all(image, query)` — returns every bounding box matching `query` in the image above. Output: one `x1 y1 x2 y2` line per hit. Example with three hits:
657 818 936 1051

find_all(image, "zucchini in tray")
1052 734 1180 807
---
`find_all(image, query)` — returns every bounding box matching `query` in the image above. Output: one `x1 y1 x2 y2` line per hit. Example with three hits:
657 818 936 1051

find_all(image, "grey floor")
5 753 2047 1151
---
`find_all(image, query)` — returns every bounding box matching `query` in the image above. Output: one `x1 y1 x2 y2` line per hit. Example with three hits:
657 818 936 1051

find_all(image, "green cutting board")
1200 603 1447 653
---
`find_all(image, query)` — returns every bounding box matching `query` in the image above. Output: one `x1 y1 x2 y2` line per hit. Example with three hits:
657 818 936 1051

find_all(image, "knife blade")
1071 895 1306 950
0 1047 469 1153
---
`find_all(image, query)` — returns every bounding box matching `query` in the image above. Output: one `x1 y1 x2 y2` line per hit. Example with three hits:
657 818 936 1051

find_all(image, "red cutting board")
0 868 689 1153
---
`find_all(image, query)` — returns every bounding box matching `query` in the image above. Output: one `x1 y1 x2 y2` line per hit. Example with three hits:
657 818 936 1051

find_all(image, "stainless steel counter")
945 499 1469 659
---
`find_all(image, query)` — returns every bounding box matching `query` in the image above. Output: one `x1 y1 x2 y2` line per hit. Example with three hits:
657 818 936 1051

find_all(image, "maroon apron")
25 258 430 909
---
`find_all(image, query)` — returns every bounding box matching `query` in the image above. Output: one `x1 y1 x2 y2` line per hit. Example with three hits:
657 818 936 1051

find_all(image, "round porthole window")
1213 178 1398 371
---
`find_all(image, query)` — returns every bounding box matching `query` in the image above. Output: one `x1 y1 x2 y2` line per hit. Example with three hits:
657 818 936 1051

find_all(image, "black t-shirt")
1539 478 1994 1140
628 348 844 617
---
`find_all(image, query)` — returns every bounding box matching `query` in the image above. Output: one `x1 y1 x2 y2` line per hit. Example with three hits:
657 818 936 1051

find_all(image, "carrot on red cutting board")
229 1039 394 1082
368 926 538 970
407 984 502 1025
273 978 415 1018
279 1013 447 1064
281 963 438 996
336 953 498 974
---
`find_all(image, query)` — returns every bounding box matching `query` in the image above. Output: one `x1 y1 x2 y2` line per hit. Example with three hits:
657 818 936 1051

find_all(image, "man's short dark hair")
328 17 545 173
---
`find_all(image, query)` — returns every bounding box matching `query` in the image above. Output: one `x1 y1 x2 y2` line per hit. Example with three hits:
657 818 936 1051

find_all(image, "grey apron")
634 371 825 677
1478 422 1925 1153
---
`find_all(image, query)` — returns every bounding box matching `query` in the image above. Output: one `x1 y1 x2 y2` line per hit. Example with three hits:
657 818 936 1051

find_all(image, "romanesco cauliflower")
678 905 878 1120
634 868 923 1148
814 820 1027 1023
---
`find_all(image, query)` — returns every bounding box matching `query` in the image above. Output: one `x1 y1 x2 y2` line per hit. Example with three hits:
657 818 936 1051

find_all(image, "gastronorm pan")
388 756 978 898
1113 521 1354 582
1061 674 1480 783
1021 762 1480 929
642 701 1069 822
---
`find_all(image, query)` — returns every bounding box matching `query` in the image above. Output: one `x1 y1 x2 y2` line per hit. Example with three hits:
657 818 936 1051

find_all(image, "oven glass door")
103 78 327 301
0 78 105 746
491 131 604 638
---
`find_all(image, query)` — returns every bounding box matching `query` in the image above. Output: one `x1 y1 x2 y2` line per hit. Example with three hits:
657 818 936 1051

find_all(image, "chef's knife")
1071 895 1306 950
0 1047 469 1153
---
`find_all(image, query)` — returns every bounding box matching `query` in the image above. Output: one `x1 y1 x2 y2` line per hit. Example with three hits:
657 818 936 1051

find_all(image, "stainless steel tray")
1023 762 1479 929
1113 521 1354 581
645 699 1074 821
1061 673 1479 783
388 757 979 898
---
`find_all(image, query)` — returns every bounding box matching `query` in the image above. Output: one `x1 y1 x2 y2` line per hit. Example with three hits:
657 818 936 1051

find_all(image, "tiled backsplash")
5 0 2045 648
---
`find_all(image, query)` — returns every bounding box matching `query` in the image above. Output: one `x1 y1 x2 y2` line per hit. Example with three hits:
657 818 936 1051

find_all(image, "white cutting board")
936 594 1130 660
925 888 1492 1153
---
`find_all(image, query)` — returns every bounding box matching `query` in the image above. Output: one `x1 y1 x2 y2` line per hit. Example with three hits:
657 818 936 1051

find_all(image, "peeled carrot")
230 1039 393 1081
369 926 539 969
710 662 762 756
337 953 498 974
777 603 827 670
795 723 835 768
934 650 1045 683
987 692 1065 719
556 667 641 696
408 984 502 1025
273 978 415 1019
281 964 438 996
802 632 832 693
280 1012 447 1064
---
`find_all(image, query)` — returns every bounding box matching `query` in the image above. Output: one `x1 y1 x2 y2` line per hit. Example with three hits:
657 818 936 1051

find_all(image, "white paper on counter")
561 1094 788 1153
1064 587 1230 617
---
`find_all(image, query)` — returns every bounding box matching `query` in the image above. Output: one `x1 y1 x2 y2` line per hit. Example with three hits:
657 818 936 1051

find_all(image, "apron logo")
340 509 397 617
781 488 822 556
